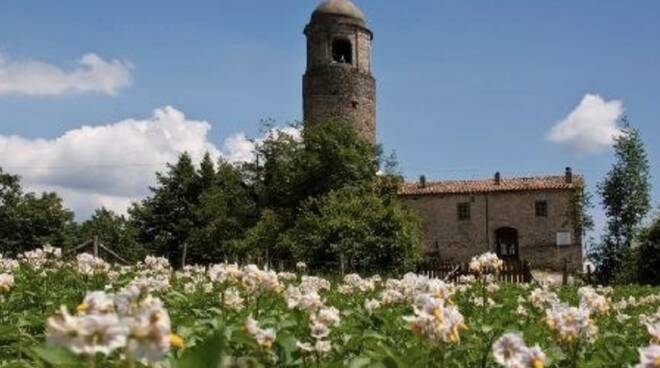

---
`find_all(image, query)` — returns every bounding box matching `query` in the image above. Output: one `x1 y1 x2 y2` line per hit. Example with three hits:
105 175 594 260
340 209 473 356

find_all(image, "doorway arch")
495 227 519 260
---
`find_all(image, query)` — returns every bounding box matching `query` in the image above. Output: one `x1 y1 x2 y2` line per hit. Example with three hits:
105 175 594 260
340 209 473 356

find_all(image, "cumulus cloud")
548 94 624 154
0 107 299 218
0 106 219 217
0 53 131 96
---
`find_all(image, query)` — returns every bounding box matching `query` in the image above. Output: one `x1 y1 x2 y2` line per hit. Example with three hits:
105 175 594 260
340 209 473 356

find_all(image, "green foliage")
635 214 660 285
188 159 258 264
0 167 77 255
239 121 422 271
283 187 424 273
130 153 208 265
592 121 651 284
2 261 658 367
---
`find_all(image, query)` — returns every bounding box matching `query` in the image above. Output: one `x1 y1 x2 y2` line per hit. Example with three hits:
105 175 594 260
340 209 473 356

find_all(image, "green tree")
0 168 77 254
296 120 380 200
79 208 144 262
282 187 424 274
187 159 258 264
130 153 204 264
636 213 660 285
0 168 23 251
593 121 651 283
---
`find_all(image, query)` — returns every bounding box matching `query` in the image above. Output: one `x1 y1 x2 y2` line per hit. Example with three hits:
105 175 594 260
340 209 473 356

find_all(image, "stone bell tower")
303 0 376 143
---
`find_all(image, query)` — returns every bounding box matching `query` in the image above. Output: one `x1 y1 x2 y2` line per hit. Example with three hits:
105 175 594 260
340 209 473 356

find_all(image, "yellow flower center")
170 334 185 349
655 356 660 367
531 357 544 368
76 303 90 314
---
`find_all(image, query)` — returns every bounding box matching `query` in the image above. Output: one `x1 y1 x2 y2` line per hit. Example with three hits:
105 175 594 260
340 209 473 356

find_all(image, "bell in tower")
303 0 376 143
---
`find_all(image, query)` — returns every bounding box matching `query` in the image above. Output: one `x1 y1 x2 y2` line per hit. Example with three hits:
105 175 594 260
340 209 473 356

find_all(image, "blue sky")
0 0 658 228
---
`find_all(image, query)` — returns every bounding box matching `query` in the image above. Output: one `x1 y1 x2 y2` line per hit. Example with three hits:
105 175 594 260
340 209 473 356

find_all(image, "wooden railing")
419 260 533 284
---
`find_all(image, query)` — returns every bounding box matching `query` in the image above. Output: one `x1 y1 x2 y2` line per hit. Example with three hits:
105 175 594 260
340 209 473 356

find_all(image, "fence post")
181 243 188 269
340 253 345 277
93 236 99 258
562 258 568 285
523 261 531 283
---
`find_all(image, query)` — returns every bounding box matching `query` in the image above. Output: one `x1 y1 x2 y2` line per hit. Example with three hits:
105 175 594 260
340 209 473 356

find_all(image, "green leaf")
33 346 84 368
174 330 225 368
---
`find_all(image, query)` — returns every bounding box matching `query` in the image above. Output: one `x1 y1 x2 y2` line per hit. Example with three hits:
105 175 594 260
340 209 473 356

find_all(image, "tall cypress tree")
593 120 651 283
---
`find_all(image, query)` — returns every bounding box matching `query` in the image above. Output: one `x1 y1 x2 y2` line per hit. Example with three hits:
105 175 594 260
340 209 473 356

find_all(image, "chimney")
419 175 427 188
565 167 573 184
494 172 501 185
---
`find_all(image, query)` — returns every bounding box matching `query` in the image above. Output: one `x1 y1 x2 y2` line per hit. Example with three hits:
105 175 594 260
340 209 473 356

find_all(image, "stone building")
302 1 584 270
399 170 584 270
303 0 377 143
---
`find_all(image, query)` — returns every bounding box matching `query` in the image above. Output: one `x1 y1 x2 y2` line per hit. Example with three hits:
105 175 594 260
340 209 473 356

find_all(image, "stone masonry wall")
401 189 583 271
303 66 376 142
303 19 376 143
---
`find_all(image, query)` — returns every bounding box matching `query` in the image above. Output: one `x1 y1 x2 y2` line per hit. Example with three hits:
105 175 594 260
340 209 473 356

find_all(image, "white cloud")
548 94 624 154
222 126 302 164
0 107 298 219
0 106 219 218
0 53 131 96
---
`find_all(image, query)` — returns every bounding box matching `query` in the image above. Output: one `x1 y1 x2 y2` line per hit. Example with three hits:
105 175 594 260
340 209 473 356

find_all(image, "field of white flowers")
0 247 658 367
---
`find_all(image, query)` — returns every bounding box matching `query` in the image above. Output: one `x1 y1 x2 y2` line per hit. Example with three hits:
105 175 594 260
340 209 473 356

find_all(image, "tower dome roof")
311 0 366 24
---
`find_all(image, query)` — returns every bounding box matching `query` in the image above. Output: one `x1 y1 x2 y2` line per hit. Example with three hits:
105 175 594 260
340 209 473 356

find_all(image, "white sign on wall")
556 232 572 247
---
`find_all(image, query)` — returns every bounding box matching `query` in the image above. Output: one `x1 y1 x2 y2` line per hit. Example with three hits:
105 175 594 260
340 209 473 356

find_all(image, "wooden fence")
419 260 533 284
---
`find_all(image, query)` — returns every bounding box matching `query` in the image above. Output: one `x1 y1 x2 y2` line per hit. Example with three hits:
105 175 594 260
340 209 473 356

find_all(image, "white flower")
469 252 503 274
315 307 341 327
365 299 381 315
0 273 14 292
255 328 276 350
578 286 610 315
46 306 128 356
76 253 110 275
516 305 528 317
0 255 19 273
75 314 128 355
78 291 115 315
545 304 597 343
487 283 500 293
183 283 196 294
223 287 244 311
296 262 307 272
314 340 332 355
616 313 631 324
245 316 260 335
492 333 527 367
297 341 314 354
300 276 331 293
635 344 660 368
208 263 243 284
521 345 547 368
403 294 466 345
492 332 546 368
641 308 660 343
310 321 330 339
244 316 276 350
125 296 173 363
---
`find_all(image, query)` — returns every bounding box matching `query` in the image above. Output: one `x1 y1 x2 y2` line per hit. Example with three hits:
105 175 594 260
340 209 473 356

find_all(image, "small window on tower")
332 39 352 64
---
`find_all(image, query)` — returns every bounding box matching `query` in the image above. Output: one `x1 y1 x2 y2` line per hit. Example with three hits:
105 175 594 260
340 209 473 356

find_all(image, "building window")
535 201 548 217
332 39 352 64
457 202 471 221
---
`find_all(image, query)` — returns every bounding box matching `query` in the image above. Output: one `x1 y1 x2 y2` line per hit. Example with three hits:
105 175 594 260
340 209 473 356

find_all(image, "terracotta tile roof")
399 175 584 196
